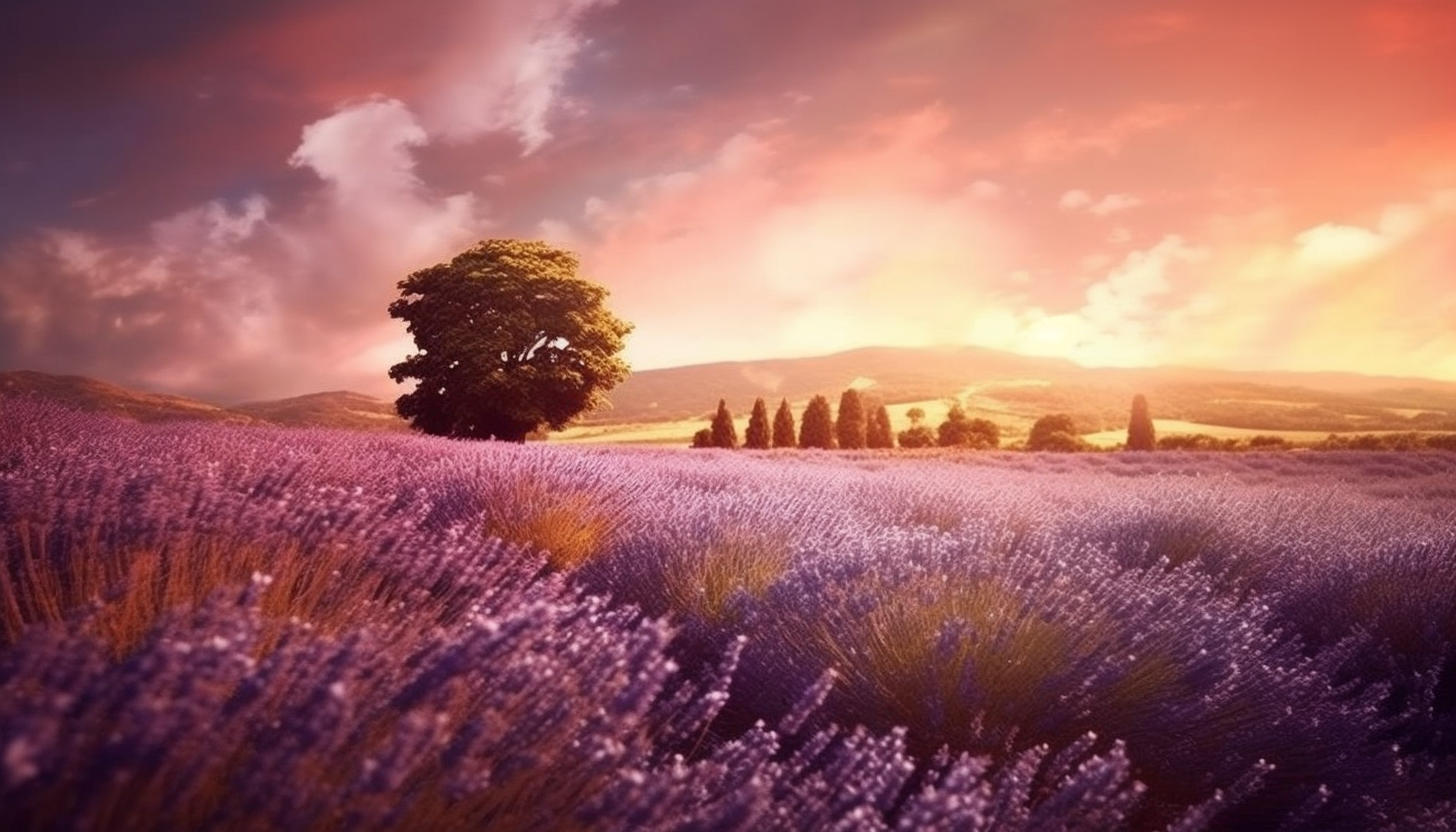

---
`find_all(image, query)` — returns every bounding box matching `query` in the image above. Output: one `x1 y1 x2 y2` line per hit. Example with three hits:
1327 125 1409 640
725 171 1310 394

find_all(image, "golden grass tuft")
0 520 456 655
1 517 628 832
662 533 791 624
813 574 1079 748
481 480 626 572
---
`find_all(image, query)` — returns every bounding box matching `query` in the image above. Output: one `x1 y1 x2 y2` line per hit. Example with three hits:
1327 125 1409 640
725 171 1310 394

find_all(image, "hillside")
231 391 409 432
0 370 256 425
6 345 1456 440
587 347 1456 436
591 346 1086 423
0 371 407 432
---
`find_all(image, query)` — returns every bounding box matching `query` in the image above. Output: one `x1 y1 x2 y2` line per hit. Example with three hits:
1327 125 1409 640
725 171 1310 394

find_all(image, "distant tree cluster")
692 390 1003 453
690 391 1456 454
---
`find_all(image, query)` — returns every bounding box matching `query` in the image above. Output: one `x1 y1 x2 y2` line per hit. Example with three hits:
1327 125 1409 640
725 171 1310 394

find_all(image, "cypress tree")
1126 393 1156 451
799 395 835 450
744 397 771 449
866 404 894 449
772 398 797 448
710 399 738 449
835 388 867 450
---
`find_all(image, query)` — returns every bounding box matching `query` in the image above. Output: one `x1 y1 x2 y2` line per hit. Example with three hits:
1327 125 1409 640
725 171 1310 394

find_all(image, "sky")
2 0 1454 402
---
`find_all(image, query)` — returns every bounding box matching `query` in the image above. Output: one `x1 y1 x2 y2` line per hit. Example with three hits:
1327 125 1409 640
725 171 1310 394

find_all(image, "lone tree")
938 404 999 449
1027 413 1084 452
835 388 867 450
799 395 836 450
896 405 931 448
1126 394 1156 451
898 406 935 449
772 398 797 448
710 399 739 448
744 397 771 449
388 239 631 441
866 404 894 449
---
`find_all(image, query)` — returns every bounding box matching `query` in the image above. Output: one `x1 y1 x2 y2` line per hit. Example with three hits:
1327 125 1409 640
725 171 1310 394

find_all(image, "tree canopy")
799 395 835 450
835 389 867 450
898 425 935 449
866 404 894 449
745 397 771 449
388 240 632 441
1026 413 1084 452
772 399 797 448
710 399 739 449
937 404 999 449
1126 394 1156 451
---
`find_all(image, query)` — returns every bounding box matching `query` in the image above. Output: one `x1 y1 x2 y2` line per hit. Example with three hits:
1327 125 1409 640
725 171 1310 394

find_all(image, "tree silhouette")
710 399 738 448
1027 413 1084 452
1126 394 1156 451
772 398 797 448
691 428 712 448
745 397 771 449
388 239 632 441
937 404 999 449
799 395 835 450
835 388 867 450
867 404 894 449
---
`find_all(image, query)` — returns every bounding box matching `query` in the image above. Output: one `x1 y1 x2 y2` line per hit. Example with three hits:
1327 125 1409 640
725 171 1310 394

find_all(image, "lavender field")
3 396 1455 831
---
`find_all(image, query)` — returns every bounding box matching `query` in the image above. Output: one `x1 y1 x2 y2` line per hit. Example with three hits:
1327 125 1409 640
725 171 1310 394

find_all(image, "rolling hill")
231 391 409 432
584 346 1456 438
0 371 408 432
0 370 256 425
5 346 1456 442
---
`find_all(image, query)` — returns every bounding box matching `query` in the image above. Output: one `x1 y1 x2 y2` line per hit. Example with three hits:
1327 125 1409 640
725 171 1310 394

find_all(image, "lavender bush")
3 396 1454 830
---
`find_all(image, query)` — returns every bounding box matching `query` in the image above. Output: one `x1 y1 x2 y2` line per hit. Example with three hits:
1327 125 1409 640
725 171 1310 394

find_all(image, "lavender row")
4 396 1455 830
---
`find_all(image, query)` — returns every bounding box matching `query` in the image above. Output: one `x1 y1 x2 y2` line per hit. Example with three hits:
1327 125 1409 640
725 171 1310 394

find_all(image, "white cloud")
1081 235 1205 331
419 0 617 152
0 98 492 400
152 196 269 251
1088 192 1142 216
289 99 428 196
968 179 1002 199
1061 190 1141 215
1059 189 1092 210
1293 223 1388 270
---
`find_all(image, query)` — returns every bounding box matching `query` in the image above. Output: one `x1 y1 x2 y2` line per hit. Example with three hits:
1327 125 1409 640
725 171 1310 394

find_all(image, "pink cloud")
1015 103 1192 164
0 99 490 400
5 0 1456 396
559 107 1026 368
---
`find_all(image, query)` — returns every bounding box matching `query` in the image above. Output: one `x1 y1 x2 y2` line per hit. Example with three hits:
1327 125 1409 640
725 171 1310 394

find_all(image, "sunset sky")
2 0 1454 401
